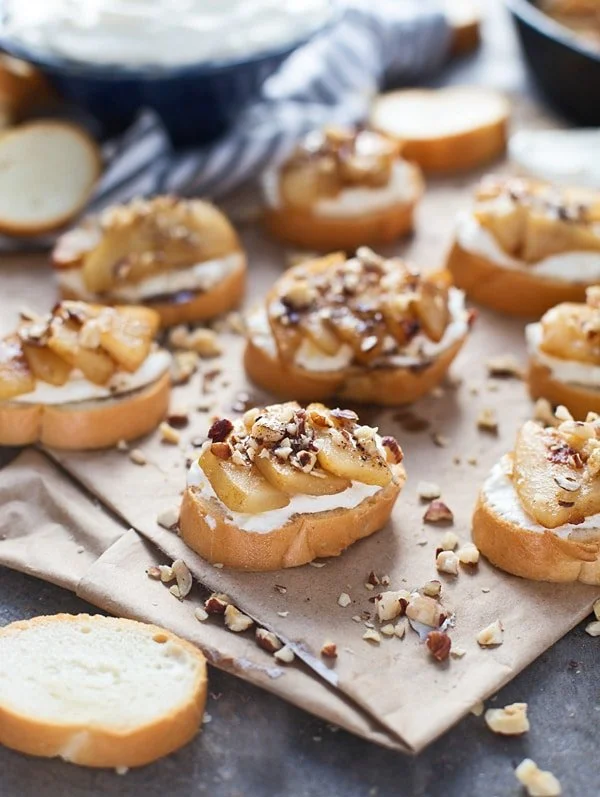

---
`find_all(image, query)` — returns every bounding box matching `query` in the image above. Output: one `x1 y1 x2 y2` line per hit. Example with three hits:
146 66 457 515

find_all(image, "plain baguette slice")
0 614 207 768
370 87 509 173
0 121 101 236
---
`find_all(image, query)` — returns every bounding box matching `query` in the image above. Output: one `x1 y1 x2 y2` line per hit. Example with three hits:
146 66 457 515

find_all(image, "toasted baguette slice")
0 370 170 449
370 87 509 173
446 240 589 317
0 121 100 236
528 357 600 421
180 461 405 570
445 0 481 55
0 55 54 119
473 467 600 584
0 614 207 768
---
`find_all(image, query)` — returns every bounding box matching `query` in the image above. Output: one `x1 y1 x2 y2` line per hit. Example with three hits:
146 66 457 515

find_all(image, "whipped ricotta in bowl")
455 211 600 284
526 322 600 389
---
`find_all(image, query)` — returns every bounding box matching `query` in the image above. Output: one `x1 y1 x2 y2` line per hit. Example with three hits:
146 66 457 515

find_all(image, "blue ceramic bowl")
0 20 331 146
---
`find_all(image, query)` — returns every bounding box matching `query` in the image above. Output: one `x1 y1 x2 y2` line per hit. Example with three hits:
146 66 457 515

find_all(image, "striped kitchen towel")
1 0 451 249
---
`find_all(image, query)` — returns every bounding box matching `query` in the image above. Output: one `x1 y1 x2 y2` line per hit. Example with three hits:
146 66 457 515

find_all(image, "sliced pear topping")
47 319 115 386
255 452 350 496
316 428 392 487
0 337 35 399
99 306 160 373
539 301 600 365
512 420 600 528
199 448 289 514
22 343 71 386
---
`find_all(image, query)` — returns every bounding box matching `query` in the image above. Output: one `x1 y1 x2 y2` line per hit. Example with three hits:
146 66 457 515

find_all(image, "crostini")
244 248 472 405
527 287 600 419
447 175 600 316
0 301 171 449
473 409 600 584
262 126 423 251
180 401 406 570
52 196 247 327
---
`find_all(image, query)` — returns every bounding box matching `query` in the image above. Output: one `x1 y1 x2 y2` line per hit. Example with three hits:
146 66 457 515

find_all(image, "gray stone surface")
1 6 599 796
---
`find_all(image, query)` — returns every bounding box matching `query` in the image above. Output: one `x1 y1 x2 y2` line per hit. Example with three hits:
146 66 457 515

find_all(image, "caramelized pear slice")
522 211 600 263
316 429 391 487
47 321 115 385
513 421 600 528
474 202 527 257
255 452 350 496
301 315 342 356
199 448 289 514
100 306 159 372
539 303 600 364
0 337 34 399
22 343 71 386
412 281 450 343
279 161 339 211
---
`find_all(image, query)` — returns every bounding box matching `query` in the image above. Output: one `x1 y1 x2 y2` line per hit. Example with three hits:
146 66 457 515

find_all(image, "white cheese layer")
455 212 600 283
56 253 244 302
526 322 600 389
13 348 171 405
187 460 383 534
262 160 420 217
483 456 600 539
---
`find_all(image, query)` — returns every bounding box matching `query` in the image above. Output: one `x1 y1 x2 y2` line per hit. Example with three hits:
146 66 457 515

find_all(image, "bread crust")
446 240 589 317
180 462 406 570
0 614 207 768
263 193 421 251
244 334 466 406
528 356 600 420
59 258 246 328
370 89 508 173
0 370 170 449
0 121 101 236
450 18 480 55
472 490 600 584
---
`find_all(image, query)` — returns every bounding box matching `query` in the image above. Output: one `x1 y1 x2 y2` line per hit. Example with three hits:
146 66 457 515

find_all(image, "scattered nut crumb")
364 582 375 591
436 550 459 576
309 561 326 568
375 590 410 622
166 408 189 429
156 506 179 530
169 325 223 357
159 421 181 445
585 620 600 637
394 619 407 639
431 386 445 398
466 456 478 466
431 432 449 448
171 350 199 385
256 628 282 653
477 619 504 647
424 500 454 524
362 629 381 644
366 570 380 586
158 564 174 583
477 407 498 434
277 611 289 618
337 592 352 608
486 354 523 379
380 624 396 637
533 398 559 427
146 566 161 580
457 543 480 567
129 448 147 466
439 531 459 551
515 759 562 797
274 645 295 664
169 585 181 599
380 574 391 586
194 607 208 622
470 701 485 717
485 703 530 735
426 630 451 662
321 641 338 658
116 439 129 451
417 480 441 501
406 594 444 628
224 604 254 633
172 559 192 599
593 598 600 620
204 593 230 614
451 647 466 659
274 584 287 594
421 580 442 598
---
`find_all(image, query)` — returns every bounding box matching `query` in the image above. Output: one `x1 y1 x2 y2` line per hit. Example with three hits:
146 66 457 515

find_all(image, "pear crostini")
447 175 600 317
180 402 406 570
527 287 600 419
262 126 423 251
473 409 600 584
244 248 472 405
0 301 170 449
52 196 246 327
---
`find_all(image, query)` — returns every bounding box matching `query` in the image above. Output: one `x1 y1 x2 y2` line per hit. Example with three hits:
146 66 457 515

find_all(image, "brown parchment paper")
0 450 407 751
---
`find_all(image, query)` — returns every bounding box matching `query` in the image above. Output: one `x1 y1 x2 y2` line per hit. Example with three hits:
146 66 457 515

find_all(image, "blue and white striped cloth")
3 1 451 249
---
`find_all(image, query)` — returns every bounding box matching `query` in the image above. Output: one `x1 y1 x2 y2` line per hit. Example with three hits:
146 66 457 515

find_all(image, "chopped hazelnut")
431 432 449 448
321 641 338 658
146 566 161 580
421 580 442 598
417 480 441 501
470 701 485 717
436 550 459 576
375 590 410 622
486 354 523 379
171 351 199 385
362 629 381 644
171 559 192 599
439 531 459 551
337 592 352 608
585 620 600 637
156 506 179 530
159 422 181 445
186 328 223 358
194 607 208 622
394 619 407 639
515 759 561 797
204 593 231 614
485 703 530 735
533 397 559 427
451 647 466 659
129 448 147 466
166 408 189 429
380 624 396 637
256 628 282 653
426 631 451 662
477 619 504 646
593 598 600 620
406 594 444 627
424 500 454 524
158 564 174 583
477 407 498 434
457 542 480 566
224 604 254 633
274 645 295 664
116 439 129 451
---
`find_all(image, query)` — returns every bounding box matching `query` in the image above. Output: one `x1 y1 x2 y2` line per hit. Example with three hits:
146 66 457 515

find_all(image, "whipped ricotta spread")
187 460 382 534
262 160 419 217
57 253 244 302
13 348 171 405
526 322 600 389
456 212 600 283
483 456 600 540
246 287 467 373
3 0 331 67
